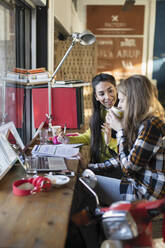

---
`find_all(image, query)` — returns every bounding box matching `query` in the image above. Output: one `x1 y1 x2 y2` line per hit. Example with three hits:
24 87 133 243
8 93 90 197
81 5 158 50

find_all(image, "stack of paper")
32 144 80 159
6 68 50 85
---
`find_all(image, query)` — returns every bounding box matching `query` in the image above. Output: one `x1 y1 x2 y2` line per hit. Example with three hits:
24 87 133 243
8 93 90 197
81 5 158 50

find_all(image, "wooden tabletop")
0 159 79 248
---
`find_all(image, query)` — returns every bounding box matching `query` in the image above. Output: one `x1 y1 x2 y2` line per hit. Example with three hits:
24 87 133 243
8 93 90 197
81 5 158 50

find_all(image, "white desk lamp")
47 30 96 128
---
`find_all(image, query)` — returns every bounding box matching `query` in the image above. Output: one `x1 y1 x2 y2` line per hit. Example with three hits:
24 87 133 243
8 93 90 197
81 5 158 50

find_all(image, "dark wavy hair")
90 73 116 163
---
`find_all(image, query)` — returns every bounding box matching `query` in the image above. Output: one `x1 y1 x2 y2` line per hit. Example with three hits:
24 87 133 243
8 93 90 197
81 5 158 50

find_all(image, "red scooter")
72 173 165 248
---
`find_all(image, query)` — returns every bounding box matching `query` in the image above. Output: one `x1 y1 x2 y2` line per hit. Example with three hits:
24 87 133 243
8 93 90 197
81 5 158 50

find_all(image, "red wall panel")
5 86 24 128
51 88 78 128
32 88 48 129
32 87 79 129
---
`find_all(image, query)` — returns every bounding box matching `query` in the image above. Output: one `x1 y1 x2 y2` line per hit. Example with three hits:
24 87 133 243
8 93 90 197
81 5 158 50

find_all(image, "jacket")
68 128 117 162
99 116 165 200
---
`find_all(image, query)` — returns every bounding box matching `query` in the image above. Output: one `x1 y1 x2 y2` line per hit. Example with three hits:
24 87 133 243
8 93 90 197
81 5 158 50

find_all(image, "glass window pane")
0 1 32 145
0 2 16 126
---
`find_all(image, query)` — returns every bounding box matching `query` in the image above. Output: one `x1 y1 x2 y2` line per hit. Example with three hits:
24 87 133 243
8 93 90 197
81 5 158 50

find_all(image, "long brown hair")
117 75 165 147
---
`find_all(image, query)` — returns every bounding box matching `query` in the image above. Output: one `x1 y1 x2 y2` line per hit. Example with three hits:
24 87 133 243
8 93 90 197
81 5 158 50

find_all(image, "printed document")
32 144 79 159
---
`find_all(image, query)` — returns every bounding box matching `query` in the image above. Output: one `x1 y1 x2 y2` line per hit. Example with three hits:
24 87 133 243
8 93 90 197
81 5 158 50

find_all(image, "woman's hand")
57 132 69 144
106 109 123 132
88 161 114 172
88 163 104 172
101 122 111 145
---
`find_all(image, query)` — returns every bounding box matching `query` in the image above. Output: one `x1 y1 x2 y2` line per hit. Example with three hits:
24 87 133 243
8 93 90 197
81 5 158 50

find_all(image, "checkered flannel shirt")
97 116 165 201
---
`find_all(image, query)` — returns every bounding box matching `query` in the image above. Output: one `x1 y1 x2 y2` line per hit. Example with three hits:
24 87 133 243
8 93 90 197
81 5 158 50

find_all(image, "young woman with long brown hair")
89 75 165 204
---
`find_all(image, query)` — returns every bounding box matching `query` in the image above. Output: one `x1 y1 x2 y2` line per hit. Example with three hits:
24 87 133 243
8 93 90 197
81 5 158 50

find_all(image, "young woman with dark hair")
89 73 117 163
58 73 118 164
65 74 120 248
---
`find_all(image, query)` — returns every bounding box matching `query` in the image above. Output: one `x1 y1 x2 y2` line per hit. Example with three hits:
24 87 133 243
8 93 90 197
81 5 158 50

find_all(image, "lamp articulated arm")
48 41 76 124
47 30 96 128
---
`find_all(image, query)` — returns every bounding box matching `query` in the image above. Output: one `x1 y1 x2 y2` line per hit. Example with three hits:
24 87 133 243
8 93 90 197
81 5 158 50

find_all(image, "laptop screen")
25 156 67 173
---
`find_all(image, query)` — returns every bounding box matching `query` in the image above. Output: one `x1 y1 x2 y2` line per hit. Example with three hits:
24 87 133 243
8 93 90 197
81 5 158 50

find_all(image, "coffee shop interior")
0 0 165 247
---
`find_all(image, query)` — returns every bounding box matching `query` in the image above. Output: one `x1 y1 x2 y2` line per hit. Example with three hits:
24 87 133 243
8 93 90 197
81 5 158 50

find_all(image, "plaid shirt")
103 116 165 201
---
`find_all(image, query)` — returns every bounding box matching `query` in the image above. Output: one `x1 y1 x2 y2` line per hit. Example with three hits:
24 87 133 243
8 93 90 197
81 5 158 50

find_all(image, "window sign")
87 5 145 80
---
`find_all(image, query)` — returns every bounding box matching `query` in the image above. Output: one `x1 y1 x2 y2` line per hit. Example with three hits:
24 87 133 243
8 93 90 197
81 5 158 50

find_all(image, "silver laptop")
24 156 67 173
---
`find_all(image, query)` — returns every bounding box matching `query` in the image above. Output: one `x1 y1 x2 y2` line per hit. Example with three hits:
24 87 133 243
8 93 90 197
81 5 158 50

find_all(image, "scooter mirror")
81 169 97 189
79 176 100 208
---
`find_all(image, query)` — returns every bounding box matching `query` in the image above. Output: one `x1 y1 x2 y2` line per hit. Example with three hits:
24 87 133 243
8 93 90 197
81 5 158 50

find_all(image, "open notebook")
31 144 80 158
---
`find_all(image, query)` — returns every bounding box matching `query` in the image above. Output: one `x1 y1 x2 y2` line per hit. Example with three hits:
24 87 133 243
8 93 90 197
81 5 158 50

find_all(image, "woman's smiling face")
95 81 117 109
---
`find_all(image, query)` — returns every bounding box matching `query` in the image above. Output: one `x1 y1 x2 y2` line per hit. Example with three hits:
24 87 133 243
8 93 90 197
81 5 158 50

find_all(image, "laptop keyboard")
30 157 49 170
28 156 67 171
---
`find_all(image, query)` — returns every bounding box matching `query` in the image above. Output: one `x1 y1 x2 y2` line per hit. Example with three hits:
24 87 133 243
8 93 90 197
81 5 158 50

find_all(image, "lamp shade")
122 0 135 11
72 30 96 46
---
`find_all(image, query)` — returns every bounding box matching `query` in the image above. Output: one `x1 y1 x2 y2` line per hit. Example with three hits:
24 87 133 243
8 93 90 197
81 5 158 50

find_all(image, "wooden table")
0 159 79 248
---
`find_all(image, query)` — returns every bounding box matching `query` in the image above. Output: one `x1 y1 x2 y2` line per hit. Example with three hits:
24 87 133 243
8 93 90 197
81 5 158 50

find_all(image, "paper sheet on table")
57 143 83 148
32 144 79 159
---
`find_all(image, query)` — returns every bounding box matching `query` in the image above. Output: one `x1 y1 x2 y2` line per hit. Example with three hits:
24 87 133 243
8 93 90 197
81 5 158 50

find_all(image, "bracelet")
13 176 52 196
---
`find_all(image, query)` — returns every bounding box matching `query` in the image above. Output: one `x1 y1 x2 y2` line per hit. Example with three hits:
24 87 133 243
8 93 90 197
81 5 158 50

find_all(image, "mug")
111 106 124 119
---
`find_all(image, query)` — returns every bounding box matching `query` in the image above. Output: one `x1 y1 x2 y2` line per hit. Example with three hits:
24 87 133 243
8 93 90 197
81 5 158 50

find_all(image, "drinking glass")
39 129 48 144
24 155 37 177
